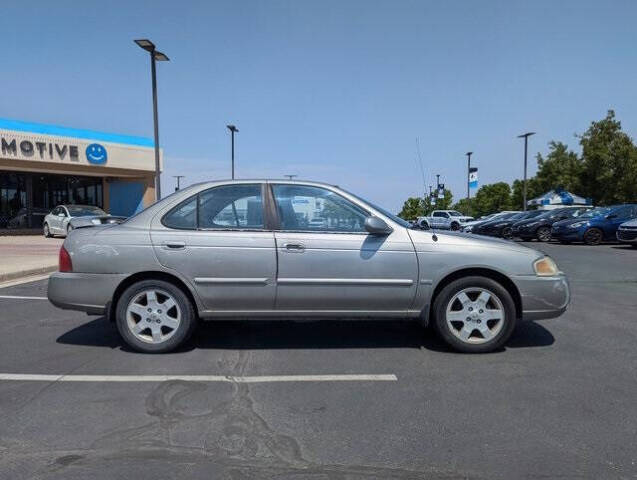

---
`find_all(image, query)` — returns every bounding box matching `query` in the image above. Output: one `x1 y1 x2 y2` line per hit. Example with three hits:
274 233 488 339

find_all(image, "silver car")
48 180 570 353
617 218 637 247
43 205 108 237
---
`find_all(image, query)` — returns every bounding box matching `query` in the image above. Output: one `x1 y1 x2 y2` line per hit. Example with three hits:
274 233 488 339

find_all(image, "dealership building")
0 118 161 232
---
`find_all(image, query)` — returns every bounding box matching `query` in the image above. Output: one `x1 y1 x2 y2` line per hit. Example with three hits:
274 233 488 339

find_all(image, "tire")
583 228 603 246
115 279 197 353
536 226 551 242
501 227 513 239
433 276 517 353
450 222 460 231
66 224 73 235
43 223 52 238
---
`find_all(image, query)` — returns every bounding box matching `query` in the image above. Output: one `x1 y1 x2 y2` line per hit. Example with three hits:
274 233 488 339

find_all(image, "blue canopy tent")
527 188 591 208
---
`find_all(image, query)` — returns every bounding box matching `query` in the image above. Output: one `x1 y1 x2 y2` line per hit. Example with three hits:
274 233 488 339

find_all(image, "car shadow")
611 245 636 250
57 317 555 353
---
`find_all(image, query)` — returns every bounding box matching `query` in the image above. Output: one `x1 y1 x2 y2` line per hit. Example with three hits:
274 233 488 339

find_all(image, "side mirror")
364 216 393 235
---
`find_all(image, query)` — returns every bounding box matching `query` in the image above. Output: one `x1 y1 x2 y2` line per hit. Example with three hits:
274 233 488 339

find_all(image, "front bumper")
617 228 637 244
48 272 128 315
511 274 570 321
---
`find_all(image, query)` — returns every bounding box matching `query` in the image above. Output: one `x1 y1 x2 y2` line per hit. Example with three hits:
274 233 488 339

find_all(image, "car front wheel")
433 276 517 353
115 279 197 353
43 223 52 238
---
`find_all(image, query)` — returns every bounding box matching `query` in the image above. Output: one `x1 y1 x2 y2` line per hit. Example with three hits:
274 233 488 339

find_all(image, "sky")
3 0 637 213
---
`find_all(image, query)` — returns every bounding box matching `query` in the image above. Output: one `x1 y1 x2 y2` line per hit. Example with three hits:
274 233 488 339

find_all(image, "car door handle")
283 242 305 252
164 241 186 249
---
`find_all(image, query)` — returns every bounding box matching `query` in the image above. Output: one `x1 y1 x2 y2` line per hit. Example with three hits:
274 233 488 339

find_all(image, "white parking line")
0 373 397 383
0 295 48 300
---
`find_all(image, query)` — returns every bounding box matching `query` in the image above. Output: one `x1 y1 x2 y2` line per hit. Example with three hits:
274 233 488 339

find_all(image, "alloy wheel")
126 289 182 344
584 228 603 245
537 226 551 242
445 287 505 344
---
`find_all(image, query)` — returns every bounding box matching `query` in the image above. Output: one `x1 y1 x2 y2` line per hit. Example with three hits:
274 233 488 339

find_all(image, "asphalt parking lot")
1 242 636 479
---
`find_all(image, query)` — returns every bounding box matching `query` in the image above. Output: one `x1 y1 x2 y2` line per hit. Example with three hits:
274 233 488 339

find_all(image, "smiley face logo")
86 143 107 164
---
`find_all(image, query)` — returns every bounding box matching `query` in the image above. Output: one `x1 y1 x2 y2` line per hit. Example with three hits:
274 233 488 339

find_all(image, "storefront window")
2 171 104 231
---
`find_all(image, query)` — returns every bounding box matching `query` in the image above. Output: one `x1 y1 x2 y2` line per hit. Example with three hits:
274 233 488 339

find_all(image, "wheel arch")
107 271 201 322
428 267 522 324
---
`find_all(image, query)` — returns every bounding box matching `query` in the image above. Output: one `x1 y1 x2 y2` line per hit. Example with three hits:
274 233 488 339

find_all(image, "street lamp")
517 132 535 211
466 152 473 201
284 174 298 180
226 125 239 179
173 175 185 191
135 39 169 201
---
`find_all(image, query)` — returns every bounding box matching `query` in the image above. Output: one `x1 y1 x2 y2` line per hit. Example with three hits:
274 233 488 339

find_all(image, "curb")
0 265 58 284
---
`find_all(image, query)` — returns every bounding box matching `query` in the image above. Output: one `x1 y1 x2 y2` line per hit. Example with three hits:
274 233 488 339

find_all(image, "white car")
43 205 108 237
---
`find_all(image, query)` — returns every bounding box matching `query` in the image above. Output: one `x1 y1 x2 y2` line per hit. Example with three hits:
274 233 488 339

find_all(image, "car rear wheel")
115 279 197 353
501 227 513 239
43 223 52 238
536 226 551 242
583 228 603 246
433 276 516 353
450 222 460 231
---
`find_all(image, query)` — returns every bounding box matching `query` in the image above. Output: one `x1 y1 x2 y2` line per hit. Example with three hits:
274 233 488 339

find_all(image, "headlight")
533 257 559 276
493 222 507 228
525 221 539 227
569 221 587 228
91 218 102 225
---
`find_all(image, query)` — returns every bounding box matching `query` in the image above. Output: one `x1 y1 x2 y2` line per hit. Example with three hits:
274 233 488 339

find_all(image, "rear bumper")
48 272 128 315
511 274 570 321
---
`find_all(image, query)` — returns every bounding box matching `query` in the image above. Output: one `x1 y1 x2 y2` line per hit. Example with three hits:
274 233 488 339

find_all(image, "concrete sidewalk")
0 236 62 282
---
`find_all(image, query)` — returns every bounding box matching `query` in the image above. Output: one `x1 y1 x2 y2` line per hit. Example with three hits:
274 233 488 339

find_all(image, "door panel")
274 231 417 311
151 229 277 311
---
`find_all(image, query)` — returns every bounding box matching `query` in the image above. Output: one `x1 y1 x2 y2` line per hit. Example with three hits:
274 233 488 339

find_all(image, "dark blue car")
551 204 637 245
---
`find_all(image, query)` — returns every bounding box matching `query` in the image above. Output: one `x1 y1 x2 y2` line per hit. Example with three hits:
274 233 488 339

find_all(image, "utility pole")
465 152 473 201
173 175 185 191
517 132 535 211
226 125 239 179
134 39 170 201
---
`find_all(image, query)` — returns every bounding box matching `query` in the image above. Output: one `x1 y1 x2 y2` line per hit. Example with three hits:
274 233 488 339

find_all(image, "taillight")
59 246 73 272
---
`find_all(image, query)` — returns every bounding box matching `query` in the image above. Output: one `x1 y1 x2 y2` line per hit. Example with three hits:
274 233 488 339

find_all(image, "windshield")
448 211 463 216
66 206 106 216
580 207 613 218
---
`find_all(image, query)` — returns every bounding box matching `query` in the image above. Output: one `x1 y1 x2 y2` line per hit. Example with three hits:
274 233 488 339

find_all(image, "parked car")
471 212 527 237
616 218 637 248
513 207 591 242
551 204 637 245
462 211 520 233
416 210 474 231
477 210 546 239
48 180 570 354
43 204 112 237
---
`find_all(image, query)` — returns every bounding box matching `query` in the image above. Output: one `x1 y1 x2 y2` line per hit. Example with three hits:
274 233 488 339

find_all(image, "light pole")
134 39 169 201
517 132 535 211
466 152 473 201
173 175 185 191
226 125 239 179
284 174 298 180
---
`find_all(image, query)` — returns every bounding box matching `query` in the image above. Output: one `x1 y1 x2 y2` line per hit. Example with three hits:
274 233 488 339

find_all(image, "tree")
398 197 425 220
578 110 637 205
534 141 583 194
426 189 453 212
452 198 476 217
471 182 512 217
511 177 543 211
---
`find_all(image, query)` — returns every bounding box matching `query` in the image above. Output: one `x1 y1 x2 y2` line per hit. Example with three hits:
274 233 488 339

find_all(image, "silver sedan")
48 180 570 353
